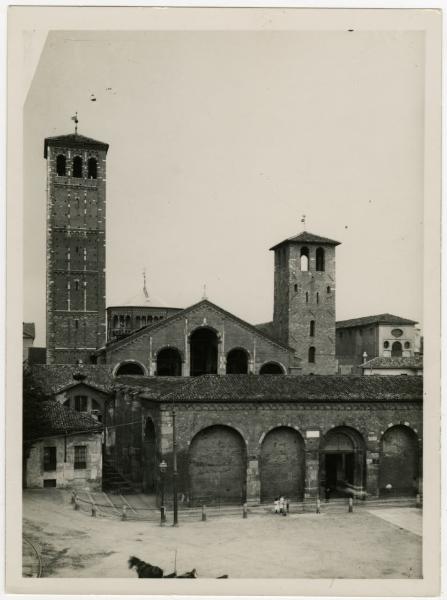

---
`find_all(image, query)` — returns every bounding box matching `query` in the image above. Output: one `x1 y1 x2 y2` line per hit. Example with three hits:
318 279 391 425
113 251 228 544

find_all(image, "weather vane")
71 112 79 134
142 268 149 300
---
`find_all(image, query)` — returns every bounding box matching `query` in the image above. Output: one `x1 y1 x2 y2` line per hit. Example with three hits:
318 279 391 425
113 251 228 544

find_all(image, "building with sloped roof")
361 356 423 376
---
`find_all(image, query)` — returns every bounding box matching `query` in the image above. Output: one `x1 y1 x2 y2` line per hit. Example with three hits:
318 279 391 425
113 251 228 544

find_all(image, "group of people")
273 496 289 516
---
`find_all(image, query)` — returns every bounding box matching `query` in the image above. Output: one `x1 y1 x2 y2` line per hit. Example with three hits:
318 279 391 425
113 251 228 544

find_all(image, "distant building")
361 356 423 376
23 323 35 361
336 313 420 373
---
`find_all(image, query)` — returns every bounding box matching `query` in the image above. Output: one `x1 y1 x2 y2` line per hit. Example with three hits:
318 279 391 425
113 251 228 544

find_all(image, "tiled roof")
270 231 340 251
23 323 35 339
23 398 102 441
361 356 423 370
28 365 114 395
336 314 418 329
44 133 109 157
99 299 293 354
160 374 422 403
115 376 189 399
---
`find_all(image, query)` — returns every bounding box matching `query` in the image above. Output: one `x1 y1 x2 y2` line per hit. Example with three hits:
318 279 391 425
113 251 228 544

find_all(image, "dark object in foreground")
128 556 228 579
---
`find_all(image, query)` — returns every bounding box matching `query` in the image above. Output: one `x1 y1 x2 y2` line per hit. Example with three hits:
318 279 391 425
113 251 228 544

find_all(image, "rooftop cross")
71 112 79 134
300 214 306 230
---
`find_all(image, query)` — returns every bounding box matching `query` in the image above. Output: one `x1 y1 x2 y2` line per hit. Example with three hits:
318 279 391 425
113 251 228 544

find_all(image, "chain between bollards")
316 497 321 514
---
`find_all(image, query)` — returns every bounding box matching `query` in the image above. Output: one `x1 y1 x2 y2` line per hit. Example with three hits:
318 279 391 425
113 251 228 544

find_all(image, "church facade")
25 130 423 503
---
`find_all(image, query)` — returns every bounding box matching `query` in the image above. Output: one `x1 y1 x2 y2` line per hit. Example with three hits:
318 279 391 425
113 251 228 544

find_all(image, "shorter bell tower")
270 231 340 374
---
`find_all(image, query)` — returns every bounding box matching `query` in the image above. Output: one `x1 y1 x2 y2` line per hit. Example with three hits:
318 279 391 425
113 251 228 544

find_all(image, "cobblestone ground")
22 490 421 579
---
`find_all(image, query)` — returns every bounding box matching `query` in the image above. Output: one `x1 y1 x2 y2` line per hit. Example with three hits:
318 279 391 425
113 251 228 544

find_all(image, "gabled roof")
158 374 422 403
270 231 340 251
99 299 294 354
115 376 189 399
28 365 114 395
44 133 109 158
23 397 103 441
336 314 418 329
23 323 35 339
361 356 423 370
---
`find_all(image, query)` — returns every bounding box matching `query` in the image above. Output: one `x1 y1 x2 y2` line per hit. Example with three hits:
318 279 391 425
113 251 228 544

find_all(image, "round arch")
391 341 403 357
260 426 305 502
226 347 249 374
259 361 286 375
156 346 182 376
188 425 246 506
113 360 147 377
189 327 219 376
379 425 419 496
319 426 366 498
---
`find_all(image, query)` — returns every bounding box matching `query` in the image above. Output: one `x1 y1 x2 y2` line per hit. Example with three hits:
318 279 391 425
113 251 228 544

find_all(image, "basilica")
23 131 423 506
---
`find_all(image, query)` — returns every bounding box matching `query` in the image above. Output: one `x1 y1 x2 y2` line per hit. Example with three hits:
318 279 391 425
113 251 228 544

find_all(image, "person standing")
273 497 279 514
279 496 285 515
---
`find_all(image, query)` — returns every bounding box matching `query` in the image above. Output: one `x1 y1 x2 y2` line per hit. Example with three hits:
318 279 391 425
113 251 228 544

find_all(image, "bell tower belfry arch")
44 126 109 364
270 230 340 374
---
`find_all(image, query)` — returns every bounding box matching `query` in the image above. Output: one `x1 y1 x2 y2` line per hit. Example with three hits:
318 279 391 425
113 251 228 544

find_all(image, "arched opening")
188 425 246 505
143 417 156 493
260 427 305 502
391 341 403 357
316 247 325 271
379 426 419 496
156 348 182 376
310 320 315 337
72 156 83 178
56 154 66 176
226 348 249 374
259 362 284 375
115 361 145 376
308 347 316 363
300 247 309 271
190 328 218 376
320 427 365 498
87 157 97 179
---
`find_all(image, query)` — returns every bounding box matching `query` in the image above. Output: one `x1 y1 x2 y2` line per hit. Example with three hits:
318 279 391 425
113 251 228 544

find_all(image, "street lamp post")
172 406 178 526
159 459 167 525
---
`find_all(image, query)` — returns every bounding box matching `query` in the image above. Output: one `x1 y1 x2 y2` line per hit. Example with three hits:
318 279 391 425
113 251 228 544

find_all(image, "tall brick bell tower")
270 230 340 375
44 126 109 364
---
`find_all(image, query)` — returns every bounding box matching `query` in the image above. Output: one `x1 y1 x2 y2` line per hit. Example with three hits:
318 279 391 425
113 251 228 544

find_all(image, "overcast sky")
24 30 424 346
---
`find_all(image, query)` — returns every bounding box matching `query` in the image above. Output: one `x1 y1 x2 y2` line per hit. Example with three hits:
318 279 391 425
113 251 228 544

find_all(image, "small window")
75 280 79 291
316 292 320 304
316 247 325 271
72 156 83 178
74 446 87 470
74 319 79 330
327 286 331 294
308 347 316 363
43 479 57 488
87 157 97 179
305 292 309 304
404 342 410 349
294 284 298 292
74 395 88 412
310 320 315 336
300 247 309 271
384 341 389 349
43 447 57 471
56 155 66 176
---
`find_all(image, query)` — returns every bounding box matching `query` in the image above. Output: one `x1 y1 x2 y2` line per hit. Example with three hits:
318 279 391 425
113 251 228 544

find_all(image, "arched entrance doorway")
391 342 403 357
115 361 145 376
260 427 305 502
320 427 365 498
188 425 246 505
226 348 249 374
190 328 218 376
143 418 156 493
259 362 284 374
156 348 182 376
379 426 419 496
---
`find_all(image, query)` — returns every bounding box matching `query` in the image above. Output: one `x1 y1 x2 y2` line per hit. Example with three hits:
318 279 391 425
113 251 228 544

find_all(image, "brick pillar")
246 454 260 505
304 437 320 499
366 436 380 498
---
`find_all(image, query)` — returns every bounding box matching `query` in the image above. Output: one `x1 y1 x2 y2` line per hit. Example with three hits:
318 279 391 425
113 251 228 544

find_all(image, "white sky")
24 30 424 346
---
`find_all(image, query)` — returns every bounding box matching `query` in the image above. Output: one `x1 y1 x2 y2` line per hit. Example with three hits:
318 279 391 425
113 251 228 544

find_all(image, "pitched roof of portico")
97 298 294 354
157 374 423 403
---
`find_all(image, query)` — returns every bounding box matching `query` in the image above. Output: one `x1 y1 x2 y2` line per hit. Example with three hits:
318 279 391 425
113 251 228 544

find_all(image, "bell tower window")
56 154 66 176
87 157 97 179
73 156 83 178
316 247 325 271
300 247 309 271
310 320 315 336
308 346 316 363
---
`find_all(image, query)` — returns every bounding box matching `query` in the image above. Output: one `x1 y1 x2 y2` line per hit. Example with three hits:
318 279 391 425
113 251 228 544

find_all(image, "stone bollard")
286 499 290 514
201 505 207 522
71 491 77 505
348 497 353 513
91 504 97 517
316 498 321 514
160 506 166 526
121 505 127 521
243 503 248 519
74 498 79 511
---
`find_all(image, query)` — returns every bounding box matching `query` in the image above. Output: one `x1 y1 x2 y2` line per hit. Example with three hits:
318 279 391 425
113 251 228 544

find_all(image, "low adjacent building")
361 356 423 376
23 323 35 362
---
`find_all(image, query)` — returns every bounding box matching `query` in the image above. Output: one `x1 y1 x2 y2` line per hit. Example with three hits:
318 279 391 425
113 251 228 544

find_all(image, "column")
304 435 320 499
246 453 260 505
